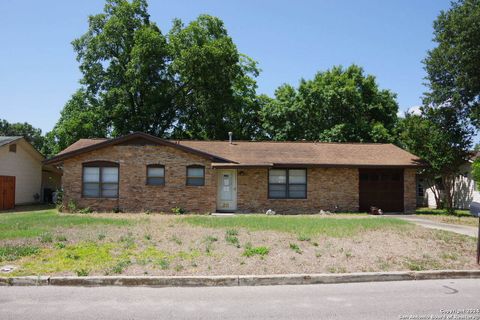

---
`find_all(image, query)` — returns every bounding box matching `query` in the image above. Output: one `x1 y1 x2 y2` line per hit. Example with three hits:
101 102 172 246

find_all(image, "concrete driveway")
391 215 478 237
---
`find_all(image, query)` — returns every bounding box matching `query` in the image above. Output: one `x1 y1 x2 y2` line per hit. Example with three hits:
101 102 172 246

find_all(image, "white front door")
217 170 237 211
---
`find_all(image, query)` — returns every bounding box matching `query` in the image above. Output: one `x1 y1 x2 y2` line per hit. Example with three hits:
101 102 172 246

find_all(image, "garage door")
0 176 15 210
359 169 403 212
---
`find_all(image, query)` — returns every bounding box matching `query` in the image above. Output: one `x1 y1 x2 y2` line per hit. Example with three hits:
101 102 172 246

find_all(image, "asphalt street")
1 279 479 319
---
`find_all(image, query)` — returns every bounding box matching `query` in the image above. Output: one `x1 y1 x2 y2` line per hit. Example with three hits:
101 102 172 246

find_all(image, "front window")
187 166 205 186
269 169 307 199
417 184 424 197
147 165 165 185
82 162 119 198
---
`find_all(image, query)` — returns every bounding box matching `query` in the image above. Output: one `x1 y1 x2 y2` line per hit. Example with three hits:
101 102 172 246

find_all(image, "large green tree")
0 119 45 152
261 65 399 142
48 0 175 152
47 1 262 151
399 107 473 212
168 15 261 140
424 0 480 127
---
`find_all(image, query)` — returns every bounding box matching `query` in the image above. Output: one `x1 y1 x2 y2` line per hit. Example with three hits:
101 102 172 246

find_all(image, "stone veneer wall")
236 168 359 214
403 168 417 213
62 144 216 213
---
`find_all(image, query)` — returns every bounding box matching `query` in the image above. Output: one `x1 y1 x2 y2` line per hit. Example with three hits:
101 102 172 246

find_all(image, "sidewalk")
391 215 477 237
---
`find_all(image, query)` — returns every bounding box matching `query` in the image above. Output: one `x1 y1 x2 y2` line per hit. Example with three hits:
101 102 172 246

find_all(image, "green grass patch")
415 207 471 217
243 245 269 257
183 215 410 238
0 245 39 262
0 209 131 240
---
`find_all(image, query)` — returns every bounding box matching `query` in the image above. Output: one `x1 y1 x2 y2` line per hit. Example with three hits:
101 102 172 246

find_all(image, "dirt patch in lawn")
1 214 478 277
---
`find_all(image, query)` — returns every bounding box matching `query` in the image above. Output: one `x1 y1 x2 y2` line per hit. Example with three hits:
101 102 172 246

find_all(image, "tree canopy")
261 65 399 142
423 0 480 127
0 119 45 153
47 0 261 155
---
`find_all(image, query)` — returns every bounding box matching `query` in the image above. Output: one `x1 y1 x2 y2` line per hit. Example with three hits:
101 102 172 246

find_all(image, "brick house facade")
46 132 423 214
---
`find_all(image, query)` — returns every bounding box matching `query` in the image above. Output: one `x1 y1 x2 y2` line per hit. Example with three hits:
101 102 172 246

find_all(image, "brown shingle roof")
178 141 422 167
58 138 108 155
45 132 423 168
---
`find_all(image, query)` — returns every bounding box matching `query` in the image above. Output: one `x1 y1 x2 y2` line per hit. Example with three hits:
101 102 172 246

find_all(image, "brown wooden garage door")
359 169 403 212
0 176 15 210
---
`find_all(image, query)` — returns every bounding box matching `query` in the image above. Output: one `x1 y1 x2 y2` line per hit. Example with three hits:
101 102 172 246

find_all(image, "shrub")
171 207 186 215
78 207 92 214
67 200 78 213
98 233 106 241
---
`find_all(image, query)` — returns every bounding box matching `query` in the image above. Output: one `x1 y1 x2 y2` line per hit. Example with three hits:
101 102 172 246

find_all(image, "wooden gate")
0 176 15 210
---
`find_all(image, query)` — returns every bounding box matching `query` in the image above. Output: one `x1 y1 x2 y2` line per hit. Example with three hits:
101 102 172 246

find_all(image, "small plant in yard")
174 264 184 272
345 251 353 259
98 233 106 241
75 268 89 276
0 245 39 262
171 207 186 215
55 242 66 249
65 252 80 260
157 258 170 270
170 235 182 245
144 234 152 241
67 200 78 213
205 235 218 243
243 243 269 257
109 260 131 274
56 235 67 242
225 229 240 247
297 234 311 242
289 243 302 254
312 242 319 247
39 232 53 243
119 233 135 249
78 207 92 214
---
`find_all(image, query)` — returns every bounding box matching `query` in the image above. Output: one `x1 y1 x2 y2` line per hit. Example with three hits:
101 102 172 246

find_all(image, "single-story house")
44 132 423 214
416 157 480 210
0 136 62 210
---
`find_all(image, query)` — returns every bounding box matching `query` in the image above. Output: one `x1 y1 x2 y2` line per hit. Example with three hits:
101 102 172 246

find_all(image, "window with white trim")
268 169 307 199
82 162 119 198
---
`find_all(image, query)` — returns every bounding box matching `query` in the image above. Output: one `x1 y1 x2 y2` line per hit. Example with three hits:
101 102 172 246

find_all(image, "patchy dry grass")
0 210 478 276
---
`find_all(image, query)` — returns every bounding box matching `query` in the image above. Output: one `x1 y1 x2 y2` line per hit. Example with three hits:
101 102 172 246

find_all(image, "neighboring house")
44 132 423 214
416 161 480 210
0 136 61 210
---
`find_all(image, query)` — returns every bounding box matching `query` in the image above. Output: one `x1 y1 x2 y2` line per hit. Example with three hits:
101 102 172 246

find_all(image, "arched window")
186 165 205 186
82 161 119 198
146 164 165 185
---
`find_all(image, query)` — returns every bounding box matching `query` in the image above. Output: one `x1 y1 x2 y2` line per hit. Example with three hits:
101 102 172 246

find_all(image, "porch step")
211 212 236 216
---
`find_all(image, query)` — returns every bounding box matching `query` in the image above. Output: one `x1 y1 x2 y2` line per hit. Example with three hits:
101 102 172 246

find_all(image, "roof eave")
43 132 236 165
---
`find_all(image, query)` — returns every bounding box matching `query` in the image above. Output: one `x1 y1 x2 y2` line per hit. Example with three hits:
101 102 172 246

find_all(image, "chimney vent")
228 132 233 144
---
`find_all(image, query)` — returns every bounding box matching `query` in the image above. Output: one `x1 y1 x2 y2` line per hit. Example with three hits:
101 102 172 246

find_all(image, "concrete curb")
1 270 479 287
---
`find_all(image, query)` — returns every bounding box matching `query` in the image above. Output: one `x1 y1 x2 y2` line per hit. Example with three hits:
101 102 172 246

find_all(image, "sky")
0 0 451 134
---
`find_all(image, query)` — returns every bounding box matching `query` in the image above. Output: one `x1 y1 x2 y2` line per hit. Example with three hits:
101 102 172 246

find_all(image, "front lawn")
0 210 478 277
182 215 409 237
